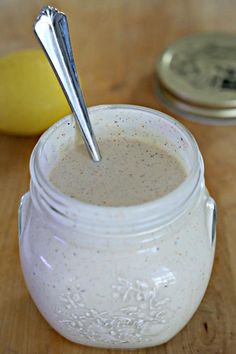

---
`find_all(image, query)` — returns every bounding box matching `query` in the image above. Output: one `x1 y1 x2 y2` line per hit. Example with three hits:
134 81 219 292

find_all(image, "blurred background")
2 0 236 109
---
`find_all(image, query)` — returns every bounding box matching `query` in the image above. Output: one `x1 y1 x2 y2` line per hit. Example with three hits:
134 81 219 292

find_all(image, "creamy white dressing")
19 107 215 349
50 138 186 206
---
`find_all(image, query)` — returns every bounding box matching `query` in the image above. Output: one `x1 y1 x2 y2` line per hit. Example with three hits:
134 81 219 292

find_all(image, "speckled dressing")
49 138 186 206
19 106 216 349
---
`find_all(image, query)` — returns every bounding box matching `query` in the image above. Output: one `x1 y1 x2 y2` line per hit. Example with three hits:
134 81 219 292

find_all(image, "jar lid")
156 80 236 125
156 32 236 109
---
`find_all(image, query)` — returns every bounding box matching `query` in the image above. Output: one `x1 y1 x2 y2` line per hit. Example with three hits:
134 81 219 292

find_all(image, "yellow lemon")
0 49 71 136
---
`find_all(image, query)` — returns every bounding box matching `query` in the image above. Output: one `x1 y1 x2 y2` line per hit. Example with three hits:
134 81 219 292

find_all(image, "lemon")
0 49 71 136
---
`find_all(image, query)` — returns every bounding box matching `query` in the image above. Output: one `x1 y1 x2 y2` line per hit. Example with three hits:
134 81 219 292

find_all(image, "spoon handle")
34 6 101 162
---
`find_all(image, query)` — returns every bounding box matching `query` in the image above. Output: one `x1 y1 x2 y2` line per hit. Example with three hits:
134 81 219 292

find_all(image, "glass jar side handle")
18 192 30 241
205 196 217 248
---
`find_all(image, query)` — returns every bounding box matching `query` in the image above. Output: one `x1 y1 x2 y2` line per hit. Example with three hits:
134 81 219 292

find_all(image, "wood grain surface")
0 1 236 353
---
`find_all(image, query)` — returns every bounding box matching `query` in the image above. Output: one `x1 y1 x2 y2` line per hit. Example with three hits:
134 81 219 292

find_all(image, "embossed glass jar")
19 105 216 349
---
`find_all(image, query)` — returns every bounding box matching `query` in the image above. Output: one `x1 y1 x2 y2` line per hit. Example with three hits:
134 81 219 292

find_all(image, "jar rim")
30 104 204 235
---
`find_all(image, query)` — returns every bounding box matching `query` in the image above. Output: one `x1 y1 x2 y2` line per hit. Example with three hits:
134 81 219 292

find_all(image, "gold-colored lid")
156 81 236 125
157 32 236 109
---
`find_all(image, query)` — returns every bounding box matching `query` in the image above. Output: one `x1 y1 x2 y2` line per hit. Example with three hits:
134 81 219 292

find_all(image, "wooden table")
0 1 236 353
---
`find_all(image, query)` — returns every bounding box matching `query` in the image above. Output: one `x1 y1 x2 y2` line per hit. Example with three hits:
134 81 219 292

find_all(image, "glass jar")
18 105 216 349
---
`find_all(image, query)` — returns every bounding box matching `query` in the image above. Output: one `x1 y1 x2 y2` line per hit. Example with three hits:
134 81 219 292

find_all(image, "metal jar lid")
156 80 236 125
156 32 236 112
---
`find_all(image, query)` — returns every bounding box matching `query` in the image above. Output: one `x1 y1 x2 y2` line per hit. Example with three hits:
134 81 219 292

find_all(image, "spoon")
34 6 101 162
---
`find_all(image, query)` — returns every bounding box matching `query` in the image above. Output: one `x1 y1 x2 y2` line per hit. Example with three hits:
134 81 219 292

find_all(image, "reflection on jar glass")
18 105 216 349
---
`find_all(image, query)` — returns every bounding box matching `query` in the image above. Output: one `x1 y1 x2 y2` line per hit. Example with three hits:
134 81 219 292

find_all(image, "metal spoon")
34 6 101 162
